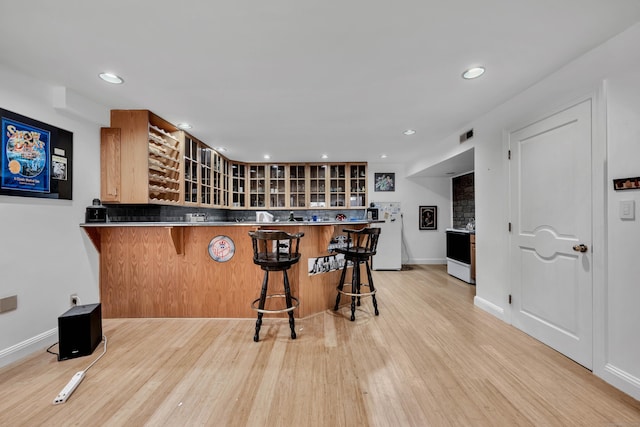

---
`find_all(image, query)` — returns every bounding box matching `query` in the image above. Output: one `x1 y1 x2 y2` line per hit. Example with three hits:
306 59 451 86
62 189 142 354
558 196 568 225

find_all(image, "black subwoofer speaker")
57 303 102 361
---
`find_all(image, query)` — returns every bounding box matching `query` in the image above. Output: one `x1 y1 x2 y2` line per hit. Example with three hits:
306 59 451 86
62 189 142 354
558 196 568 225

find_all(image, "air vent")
459 128 474 143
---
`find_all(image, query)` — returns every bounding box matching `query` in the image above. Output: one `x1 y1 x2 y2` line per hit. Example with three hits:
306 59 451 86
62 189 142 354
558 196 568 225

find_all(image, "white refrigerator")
371 202 402 270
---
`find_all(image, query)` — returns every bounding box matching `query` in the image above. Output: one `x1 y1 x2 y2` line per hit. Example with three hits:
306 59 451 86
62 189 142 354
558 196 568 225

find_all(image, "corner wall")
405 22 640 400
368 162 450 265
0 64 105 367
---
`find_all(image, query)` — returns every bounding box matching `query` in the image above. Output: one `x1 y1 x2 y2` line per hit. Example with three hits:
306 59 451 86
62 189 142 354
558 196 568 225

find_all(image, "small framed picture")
419 206 437 230
613 177 640 191
374 173 395 192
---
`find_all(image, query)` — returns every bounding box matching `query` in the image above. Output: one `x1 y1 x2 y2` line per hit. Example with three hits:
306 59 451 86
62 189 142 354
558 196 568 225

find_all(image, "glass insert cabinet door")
200 146 212 205
184 136 199 204
349 164 367 208
269 165 286 208
212 153 228 207
309 164 326 208
249 165 266 207
231 163 246 208
289 165 305 208
330 164 346 207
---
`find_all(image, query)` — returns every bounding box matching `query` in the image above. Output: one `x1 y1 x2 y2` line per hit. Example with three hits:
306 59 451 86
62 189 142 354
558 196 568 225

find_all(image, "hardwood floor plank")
0 265 639 426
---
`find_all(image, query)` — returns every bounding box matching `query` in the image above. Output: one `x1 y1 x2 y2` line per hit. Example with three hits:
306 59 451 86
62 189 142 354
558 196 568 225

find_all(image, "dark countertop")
81 220 382 228
445 228 476 234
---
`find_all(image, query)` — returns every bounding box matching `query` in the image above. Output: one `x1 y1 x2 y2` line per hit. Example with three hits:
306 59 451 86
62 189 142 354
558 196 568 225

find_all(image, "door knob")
572 244 588 253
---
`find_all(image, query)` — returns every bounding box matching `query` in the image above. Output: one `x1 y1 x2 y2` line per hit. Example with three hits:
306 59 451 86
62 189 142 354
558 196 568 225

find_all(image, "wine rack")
148 124 181 204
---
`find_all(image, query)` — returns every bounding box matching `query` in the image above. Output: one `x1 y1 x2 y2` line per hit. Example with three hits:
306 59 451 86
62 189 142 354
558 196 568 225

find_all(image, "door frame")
506 85 607 371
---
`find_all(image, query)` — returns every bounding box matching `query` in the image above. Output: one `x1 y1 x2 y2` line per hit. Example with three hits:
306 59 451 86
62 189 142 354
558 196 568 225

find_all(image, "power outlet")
70 294 80 306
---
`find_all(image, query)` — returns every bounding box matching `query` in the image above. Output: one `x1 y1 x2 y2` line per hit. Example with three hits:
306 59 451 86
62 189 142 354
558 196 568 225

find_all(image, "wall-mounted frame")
419 205 437 230
613 177 640 191
374 172 395 192
0 108 73 200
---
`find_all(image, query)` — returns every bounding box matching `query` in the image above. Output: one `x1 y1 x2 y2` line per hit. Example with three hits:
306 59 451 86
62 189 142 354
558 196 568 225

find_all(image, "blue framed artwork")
0 108 73 200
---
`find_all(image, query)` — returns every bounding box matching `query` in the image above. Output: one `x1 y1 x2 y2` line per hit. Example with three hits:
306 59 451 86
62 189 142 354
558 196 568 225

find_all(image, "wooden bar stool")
333 227 381 321
248 230 304 342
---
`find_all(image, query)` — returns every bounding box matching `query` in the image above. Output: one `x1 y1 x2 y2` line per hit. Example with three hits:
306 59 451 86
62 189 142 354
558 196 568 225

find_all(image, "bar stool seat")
333 227 381 321
248 230 304 342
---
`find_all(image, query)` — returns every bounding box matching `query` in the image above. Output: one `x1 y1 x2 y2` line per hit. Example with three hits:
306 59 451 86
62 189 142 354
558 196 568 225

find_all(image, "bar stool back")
333 227 381 321
248 230 304 342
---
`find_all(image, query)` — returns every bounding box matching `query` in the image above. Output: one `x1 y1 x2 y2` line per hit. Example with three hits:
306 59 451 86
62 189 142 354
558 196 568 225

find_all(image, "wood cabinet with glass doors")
101 109 368 209
244 162 367 210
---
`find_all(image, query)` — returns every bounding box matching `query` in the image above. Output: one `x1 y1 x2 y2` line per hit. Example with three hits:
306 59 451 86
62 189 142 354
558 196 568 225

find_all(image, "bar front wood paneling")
84 222 367 318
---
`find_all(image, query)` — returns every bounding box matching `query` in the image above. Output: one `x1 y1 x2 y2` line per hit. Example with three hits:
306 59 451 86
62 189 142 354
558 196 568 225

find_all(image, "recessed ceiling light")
176 123 192 130
263 154 271 160
321 154 328 159
462 67 485 79
380 154 388 159
403 129 416 136
216 147 227 152
98 72 124 84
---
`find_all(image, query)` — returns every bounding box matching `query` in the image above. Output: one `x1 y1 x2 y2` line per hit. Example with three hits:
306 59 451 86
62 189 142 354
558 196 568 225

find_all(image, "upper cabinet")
102 110 182 205
101 110 368 209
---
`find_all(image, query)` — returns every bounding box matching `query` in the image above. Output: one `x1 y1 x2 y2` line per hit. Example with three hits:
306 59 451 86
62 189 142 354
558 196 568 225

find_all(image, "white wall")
0 65 105 366
2 20 640 400
404 22 640 399
368 162 450 264
603 71 640 396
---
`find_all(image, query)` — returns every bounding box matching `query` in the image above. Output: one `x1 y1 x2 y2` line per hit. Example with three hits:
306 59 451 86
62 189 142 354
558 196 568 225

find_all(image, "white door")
509 99 593 369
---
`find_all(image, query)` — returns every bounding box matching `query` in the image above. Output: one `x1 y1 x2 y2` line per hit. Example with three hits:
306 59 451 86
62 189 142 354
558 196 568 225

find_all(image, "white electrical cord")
52 335 107 405
84 334 107 373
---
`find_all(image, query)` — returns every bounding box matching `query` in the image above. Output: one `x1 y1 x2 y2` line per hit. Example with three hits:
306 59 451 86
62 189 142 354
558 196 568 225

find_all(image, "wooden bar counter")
81 221 374 319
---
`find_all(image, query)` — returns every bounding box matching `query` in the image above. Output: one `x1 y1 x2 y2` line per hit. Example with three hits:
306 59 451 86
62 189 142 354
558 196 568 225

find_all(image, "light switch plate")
620 200 635 220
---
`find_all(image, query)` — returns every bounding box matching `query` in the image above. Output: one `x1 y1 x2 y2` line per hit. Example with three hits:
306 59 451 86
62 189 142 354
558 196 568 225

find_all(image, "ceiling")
1 1 640 167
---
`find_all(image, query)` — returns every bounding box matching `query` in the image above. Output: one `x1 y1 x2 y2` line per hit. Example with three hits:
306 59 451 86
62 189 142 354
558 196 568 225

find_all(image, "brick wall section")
452 172 475 229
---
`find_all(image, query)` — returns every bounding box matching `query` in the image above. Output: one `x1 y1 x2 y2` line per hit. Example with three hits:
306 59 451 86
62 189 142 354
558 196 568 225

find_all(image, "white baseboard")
474 296 507 322
0 328 57 368
406 258 446 265
597 363 640 401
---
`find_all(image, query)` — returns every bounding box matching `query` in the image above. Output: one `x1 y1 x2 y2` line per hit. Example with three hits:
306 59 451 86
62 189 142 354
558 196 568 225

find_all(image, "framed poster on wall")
374 172 395 192
0 108 73 200
419 205 437 230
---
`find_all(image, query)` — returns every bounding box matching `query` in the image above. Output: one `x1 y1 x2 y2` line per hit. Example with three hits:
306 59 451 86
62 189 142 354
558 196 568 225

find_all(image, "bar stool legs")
334 262 348 311
254 271 269 342
282 270 297 340
365 259 379 316
253 269 298 342
334 259 379 321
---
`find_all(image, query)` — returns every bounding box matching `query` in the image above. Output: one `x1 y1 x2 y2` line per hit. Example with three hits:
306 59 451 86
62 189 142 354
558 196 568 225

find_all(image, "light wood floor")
1 265 639 426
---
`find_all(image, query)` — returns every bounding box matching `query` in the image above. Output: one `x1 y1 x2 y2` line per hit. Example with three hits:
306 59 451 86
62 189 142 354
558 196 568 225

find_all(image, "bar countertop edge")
80 220 383 228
